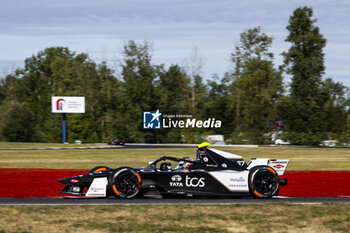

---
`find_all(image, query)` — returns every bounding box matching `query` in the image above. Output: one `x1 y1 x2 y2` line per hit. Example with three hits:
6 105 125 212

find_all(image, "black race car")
107 138 125 146
58 143 289 199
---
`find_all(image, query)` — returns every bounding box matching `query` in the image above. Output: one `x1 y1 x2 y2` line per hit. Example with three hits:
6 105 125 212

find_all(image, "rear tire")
108 167 141 198
249 166 279 198
89 166 110 173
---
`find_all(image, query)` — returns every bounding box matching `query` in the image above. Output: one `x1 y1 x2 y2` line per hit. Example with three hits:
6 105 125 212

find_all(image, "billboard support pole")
62 113 67 144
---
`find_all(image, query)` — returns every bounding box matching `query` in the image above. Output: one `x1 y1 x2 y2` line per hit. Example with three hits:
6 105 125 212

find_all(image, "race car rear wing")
248 159 289 176
269 159 289 176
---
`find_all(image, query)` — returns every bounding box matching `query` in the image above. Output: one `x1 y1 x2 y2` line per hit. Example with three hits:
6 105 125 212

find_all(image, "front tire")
249 166 279 198
108 167 141 198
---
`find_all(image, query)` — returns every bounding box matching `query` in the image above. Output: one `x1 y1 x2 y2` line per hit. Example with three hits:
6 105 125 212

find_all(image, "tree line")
0 6 349 145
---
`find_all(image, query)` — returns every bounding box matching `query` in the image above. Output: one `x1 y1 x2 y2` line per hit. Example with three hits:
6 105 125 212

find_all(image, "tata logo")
185 176 205 188
169 182 183 187
143 110 161 129
171 175 182 182
169 175 183 187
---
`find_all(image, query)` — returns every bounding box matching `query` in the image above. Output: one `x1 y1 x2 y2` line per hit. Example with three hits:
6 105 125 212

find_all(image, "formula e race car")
58 143 289 199
107 138 125 146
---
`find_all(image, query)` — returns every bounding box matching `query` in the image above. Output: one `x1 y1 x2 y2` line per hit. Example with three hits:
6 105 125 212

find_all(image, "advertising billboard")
51 96 85 113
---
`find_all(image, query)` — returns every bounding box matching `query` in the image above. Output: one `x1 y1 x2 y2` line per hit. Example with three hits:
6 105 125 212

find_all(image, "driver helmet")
182 157 193 168
176 161 185 169
175 157 193 169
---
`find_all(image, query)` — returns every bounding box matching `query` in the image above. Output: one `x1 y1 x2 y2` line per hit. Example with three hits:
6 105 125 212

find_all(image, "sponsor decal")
171 175 182 182
230 177 245 182
170 175 183 187
72 186 81 192
169 175 205 188
91 187 104 192
222 163 227 168
273 164 285 169
237 161 245 166
228 184 247 188
86 177 107 197
185 176 205 187
88 193 105 196
203 157 209 162
169 182 183 187
69 179 80 183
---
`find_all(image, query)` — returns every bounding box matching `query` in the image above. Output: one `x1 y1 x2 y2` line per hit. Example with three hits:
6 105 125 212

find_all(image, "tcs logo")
185 176 205 187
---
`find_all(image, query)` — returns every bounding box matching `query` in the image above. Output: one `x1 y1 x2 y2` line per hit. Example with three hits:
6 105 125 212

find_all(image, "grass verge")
0 142 96 149
0 203 349 233
0 145 349 170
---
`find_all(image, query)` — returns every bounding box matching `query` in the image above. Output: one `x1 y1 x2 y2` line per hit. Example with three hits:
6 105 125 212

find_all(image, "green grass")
0 203 349 233
0 143 349 170
0 142 97 149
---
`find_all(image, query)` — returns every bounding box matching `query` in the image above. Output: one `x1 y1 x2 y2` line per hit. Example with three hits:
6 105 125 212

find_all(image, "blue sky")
1 0 350 86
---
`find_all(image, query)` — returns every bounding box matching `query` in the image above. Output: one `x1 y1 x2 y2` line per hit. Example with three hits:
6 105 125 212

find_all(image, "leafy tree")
204 74 234 137
230 27 283 143
340 114 350 144
119 40 158 142
186 48 204 116
0 101 36 142
192 75 207 117
322 78 349 134
281 7 328 140
156 65 191 142
0 74 18 105
157 65 190 113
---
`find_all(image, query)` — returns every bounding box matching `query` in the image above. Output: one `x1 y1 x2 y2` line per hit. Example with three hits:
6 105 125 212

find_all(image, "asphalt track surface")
0 197 349 205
